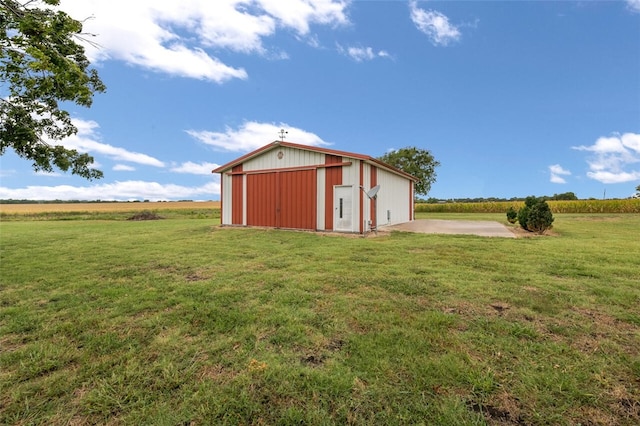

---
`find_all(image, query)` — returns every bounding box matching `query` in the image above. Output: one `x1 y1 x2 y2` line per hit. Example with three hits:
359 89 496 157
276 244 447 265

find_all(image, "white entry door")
334 185 354 232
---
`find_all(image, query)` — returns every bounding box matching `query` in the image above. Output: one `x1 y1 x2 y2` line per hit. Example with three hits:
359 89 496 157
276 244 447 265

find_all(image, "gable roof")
212 141 418 181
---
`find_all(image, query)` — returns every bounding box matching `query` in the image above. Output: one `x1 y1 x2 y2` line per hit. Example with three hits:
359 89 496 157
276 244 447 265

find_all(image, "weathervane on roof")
279 129 288 141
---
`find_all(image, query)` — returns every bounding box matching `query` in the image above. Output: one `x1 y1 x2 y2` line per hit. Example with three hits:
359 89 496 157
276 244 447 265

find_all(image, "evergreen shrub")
516 196 554 234
506 207 518 224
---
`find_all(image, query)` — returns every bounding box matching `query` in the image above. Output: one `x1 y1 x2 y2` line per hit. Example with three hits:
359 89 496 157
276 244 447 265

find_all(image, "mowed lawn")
1 213 639 425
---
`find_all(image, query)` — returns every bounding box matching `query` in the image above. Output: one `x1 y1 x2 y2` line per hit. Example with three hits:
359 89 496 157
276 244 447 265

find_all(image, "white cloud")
58 119 165 167
113 164 136 171
306 34 321 48
621 132 640 152
0 181 220 201
627 0 640 13
171 162 221 175
337 45 390 62
409 1 461 46
549 164 571 184
186 121 330 152
254 0 350 35
584 171 640 184
58 0 350 82
572 132 640 184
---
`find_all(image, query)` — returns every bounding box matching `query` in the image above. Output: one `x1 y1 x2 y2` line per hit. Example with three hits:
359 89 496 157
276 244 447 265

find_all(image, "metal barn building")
212 141 417 234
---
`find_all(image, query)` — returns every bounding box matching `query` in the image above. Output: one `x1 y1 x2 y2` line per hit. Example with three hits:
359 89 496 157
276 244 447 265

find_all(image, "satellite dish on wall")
366 185 380 199
359 185 381 235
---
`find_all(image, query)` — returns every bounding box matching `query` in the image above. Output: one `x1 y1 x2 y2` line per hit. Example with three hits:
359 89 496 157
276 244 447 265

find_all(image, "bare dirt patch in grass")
127 210 164 221
574 406 618 426
185 272 208 282
573 307 626 327
146 263 212 282
491 391 524 424
0 335 25 355
199 363 238 384
468 399 524 425
573 386 640 426
441 301 499 317
300 337 346 367
570 307 639 352
490 302 510 314
506 225 559 238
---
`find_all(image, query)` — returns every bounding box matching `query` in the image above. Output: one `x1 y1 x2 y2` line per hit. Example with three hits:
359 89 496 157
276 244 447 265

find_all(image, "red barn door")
246 170 316 230
246 172 277 227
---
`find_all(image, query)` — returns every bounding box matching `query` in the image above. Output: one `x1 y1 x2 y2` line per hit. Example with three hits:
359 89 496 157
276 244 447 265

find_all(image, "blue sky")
1 0 639 201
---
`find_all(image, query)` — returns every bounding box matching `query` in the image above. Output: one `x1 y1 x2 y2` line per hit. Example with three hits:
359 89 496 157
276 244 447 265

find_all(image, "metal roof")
212 141 418 181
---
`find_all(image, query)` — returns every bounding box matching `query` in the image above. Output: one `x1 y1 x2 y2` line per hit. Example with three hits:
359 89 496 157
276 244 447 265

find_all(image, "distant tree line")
0 199 114 204
419 192 580 203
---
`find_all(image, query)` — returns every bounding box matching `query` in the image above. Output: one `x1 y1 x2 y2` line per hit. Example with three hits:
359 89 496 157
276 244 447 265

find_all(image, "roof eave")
367 158 419 182
212 141 281 173
212 141 419 182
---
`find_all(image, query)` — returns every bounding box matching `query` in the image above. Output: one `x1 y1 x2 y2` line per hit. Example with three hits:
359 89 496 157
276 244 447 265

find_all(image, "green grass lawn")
1 214 639 425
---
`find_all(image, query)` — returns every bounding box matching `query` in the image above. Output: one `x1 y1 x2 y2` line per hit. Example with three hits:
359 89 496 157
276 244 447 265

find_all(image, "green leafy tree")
1 0 105 179
552 192 578 200
378 146 440 195
636 184 640 193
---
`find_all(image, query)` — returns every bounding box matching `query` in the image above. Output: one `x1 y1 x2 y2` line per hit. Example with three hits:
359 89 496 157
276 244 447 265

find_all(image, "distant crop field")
0 201 220 214
416 199 640 214
0 201 221 221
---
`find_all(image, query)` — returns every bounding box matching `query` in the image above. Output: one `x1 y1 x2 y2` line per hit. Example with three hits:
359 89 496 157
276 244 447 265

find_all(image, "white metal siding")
361 163 372 232
341 158 359 186
243 146 324 171
341 159 360 231
221 173 233 225
376 168 412 226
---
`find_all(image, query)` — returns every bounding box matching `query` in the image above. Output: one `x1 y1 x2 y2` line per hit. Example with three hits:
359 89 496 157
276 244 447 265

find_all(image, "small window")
339 198 343 219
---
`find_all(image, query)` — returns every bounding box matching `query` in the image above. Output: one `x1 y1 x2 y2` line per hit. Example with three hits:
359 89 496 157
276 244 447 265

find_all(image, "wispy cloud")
58 119 165 168
627 0 640 13
572 132 640 184
186 121 330 153
409 1 461 46
170 162 221 175
549 164 571 184
0 181 220 201
113 164 136 172
255 0 350 35
59 0 350 83
337 44 390 62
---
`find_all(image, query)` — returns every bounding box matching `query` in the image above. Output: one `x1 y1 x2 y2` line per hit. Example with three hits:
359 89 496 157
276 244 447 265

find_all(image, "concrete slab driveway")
388 219 516 238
